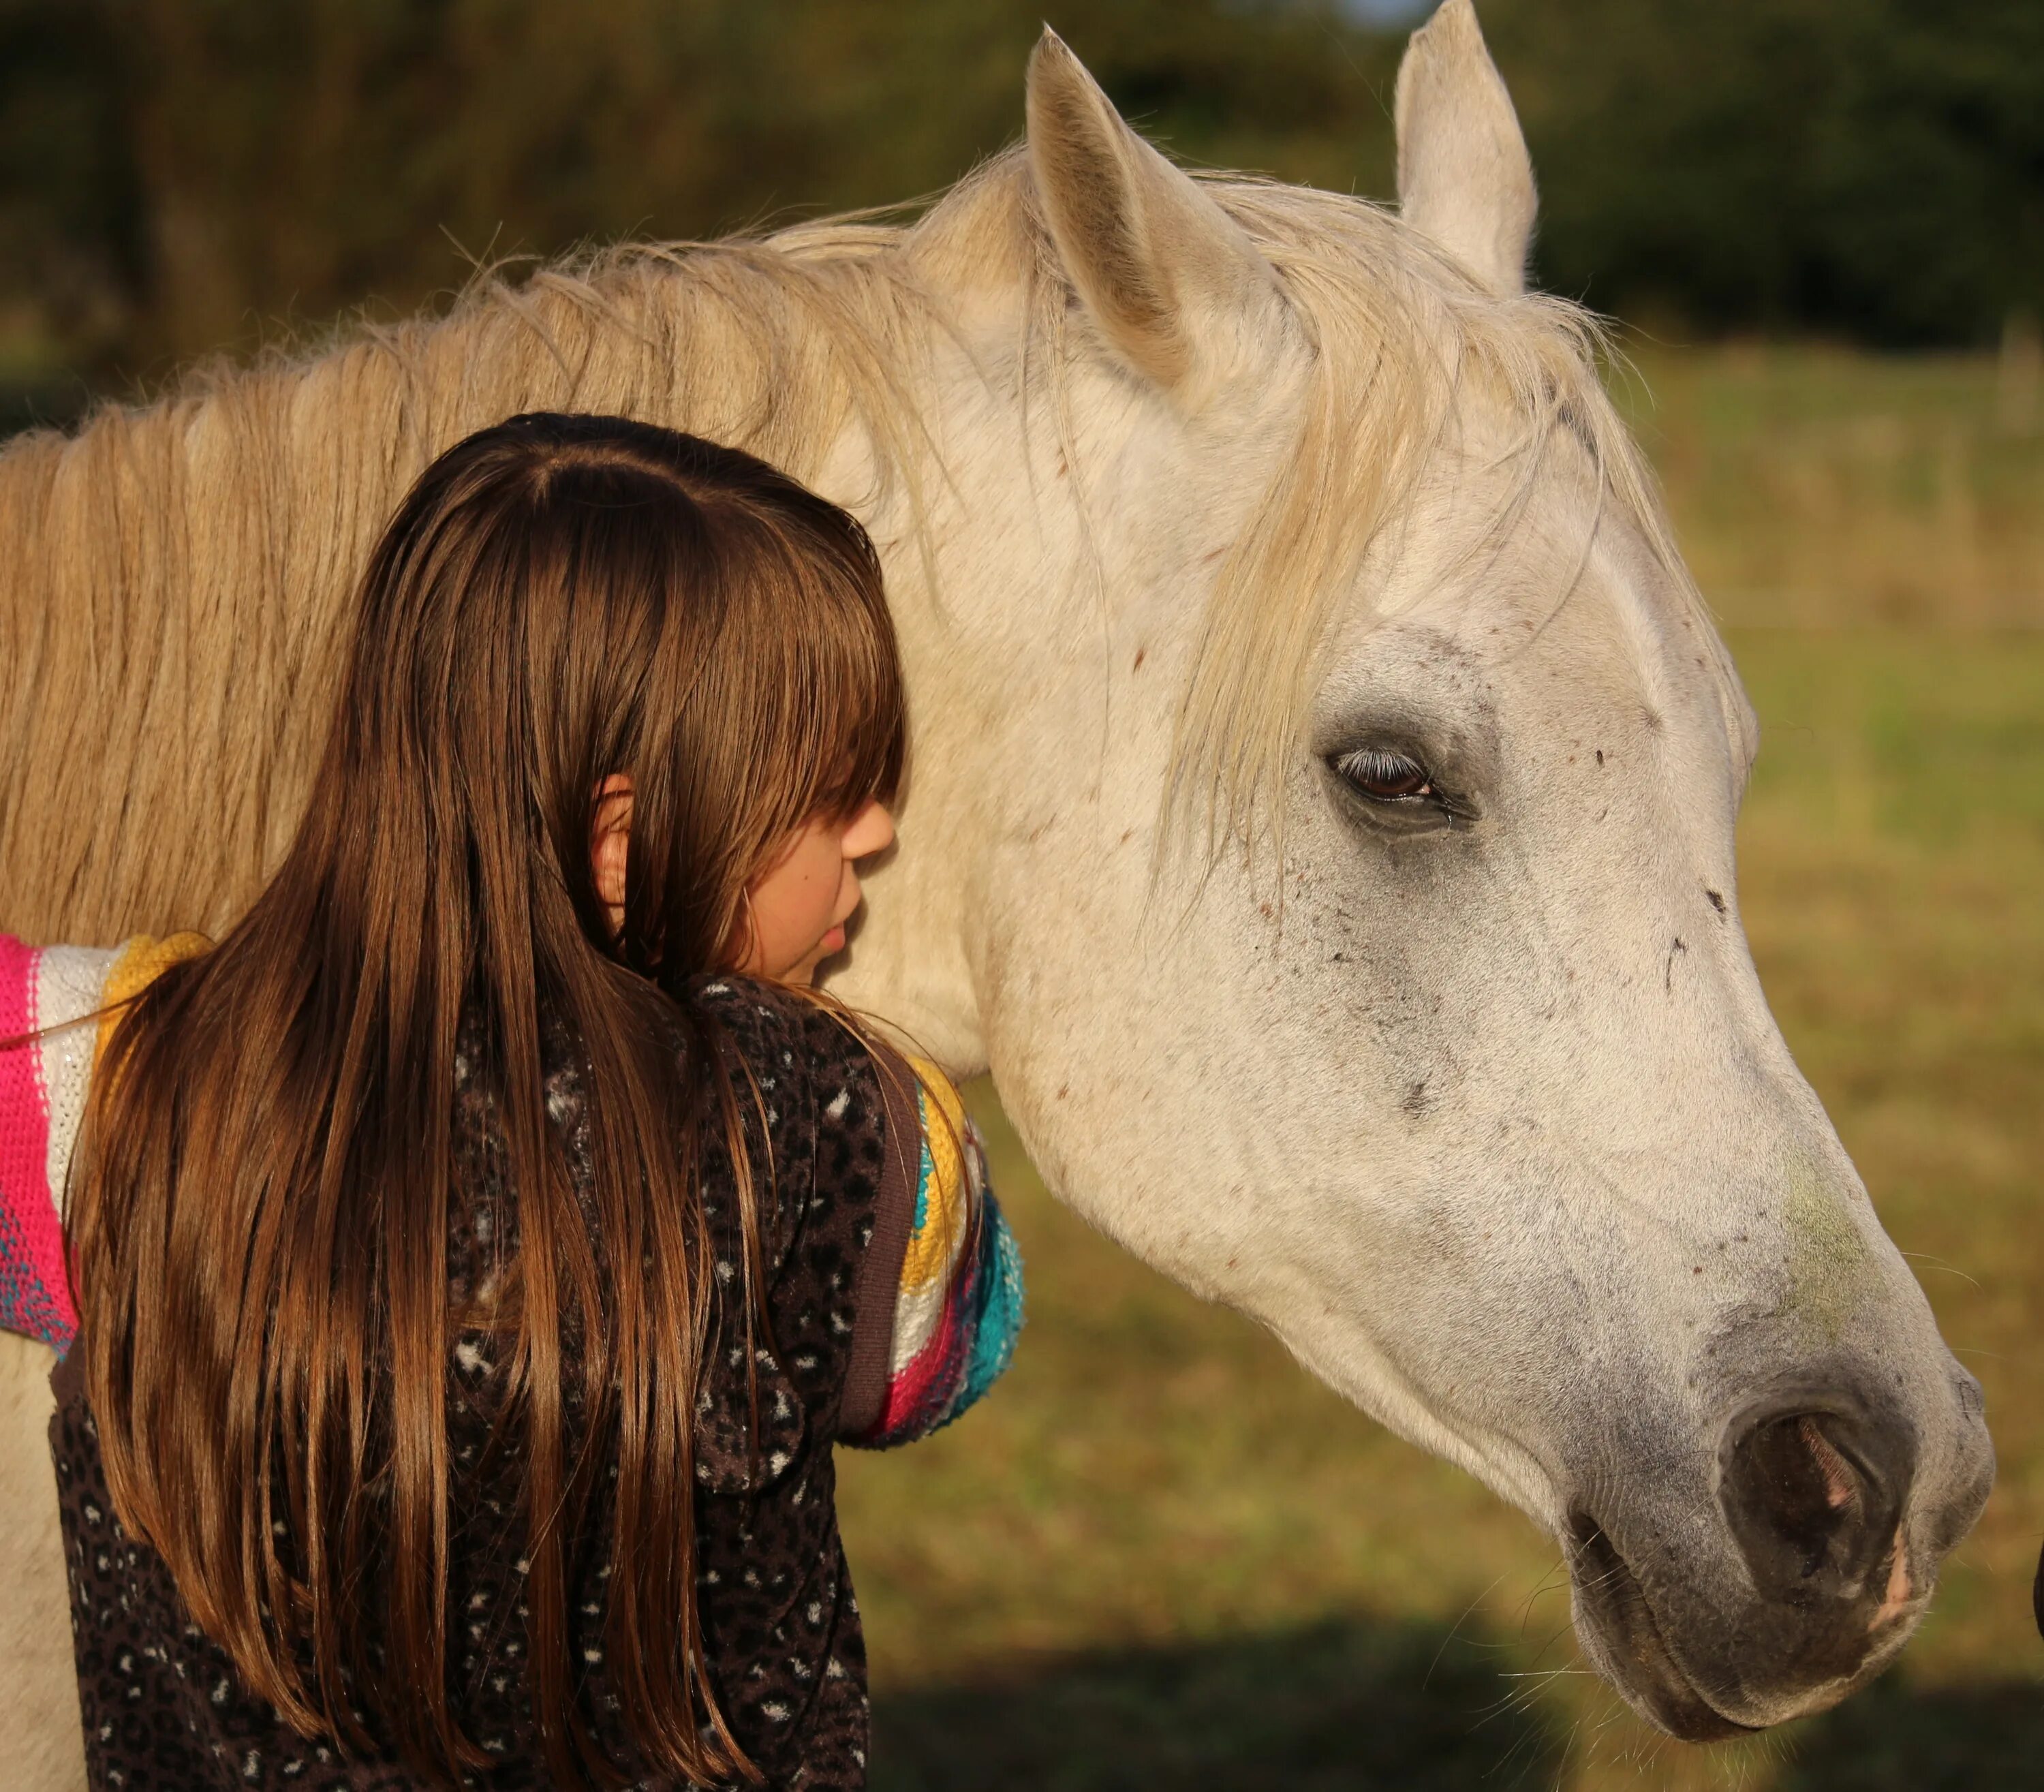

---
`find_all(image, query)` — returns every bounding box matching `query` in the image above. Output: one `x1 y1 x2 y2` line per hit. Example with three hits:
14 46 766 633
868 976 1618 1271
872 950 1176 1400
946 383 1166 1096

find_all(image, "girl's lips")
819 924 847 957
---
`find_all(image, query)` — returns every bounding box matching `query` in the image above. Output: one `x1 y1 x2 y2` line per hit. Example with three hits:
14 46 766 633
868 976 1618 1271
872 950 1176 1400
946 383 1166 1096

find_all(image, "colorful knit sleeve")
0 931 211 1353
838 1055 1023 1449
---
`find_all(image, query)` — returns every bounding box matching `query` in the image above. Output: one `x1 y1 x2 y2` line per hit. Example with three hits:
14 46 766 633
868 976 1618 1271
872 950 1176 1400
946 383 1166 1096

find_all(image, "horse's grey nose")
1719 1402 1913 1609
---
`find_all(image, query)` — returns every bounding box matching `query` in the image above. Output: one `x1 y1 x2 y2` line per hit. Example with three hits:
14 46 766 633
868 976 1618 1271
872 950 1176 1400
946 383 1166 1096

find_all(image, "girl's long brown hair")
67 414 905 1787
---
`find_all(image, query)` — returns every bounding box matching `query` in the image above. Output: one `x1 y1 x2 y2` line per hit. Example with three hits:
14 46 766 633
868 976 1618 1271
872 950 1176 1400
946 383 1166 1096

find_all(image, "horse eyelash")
1340 747 1428 790
1331 747 1474 824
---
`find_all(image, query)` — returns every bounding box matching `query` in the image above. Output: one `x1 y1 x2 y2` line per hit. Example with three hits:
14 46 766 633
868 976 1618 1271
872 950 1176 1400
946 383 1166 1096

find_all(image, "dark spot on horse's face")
1595 748 1605 766
1664 936 1688 993
1402 1079 1431 1119
1706 888 1727 916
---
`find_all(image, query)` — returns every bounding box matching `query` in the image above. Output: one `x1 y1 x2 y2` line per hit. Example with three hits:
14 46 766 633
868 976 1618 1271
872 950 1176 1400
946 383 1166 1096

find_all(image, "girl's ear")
591 773 634 933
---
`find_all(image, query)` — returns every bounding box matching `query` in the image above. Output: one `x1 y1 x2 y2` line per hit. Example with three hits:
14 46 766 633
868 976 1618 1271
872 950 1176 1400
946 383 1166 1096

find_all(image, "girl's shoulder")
681 973 913 1186
672 973 1023 1448
683 971 867 1070
679 972 902 1245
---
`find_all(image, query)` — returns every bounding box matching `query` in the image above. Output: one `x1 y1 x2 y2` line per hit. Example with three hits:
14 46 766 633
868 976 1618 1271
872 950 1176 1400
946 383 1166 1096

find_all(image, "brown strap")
49 1333 85 1404
835 1040 920 1440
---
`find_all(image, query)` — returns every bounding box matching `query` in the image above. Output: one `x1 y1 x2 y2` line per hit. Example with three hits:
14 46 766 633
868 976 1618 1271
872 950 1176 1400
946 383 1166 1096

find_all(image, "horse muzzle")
1564 1364 1993 1740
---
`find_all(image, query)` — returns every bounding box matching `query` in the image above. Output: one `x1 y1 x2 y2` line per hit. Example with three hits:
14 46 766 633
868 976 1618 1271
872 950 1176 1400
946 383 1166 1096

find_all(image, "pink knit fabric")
0 936 74 1349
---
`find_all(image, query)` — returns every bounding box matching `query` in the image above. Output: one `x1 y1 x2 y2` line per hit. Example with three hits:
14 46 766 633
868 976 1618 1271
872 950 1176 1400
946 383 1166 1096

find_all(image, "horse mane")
0 144 1721 943
0 210 936 944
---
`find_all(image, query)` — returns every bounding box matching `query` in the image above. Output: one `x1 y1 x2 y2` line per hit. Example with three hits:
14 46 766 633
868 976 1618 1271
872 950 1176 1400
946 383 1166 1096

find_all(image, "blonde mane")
0 213 935 943
0 146 1714 943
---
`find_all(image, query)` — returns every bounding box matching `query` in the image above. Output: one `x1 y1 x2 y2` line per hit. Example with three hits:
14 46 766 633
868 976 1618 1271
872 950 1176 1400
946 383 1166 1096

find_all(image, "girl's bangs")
785 545 905 825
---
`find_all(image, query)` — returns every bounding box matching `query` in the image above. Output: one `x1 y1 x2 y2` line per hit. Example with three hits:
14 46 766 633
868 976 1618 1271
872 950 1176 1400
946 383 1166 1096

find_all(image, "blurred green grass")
1617 344 2044 630
840 622 2044 1782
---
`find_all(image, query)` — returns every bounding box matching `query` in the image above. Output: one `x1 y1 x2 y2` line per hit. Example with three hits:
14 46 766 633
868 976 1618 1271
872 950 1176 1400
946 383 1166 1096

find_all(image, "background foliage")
0 0 2038 422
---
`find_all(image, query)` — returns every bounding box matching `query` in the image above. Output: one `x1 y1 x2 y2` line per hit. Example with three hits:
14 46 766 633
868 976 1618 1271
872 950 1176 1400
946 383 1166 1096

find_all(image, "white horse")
0 7 1992 1784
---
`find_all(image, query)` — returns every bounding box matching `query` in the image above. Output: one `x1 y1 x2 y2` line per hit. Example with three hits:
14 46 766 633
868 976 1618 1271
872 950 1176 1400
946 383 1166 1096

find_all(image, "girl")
0 414 1021 1791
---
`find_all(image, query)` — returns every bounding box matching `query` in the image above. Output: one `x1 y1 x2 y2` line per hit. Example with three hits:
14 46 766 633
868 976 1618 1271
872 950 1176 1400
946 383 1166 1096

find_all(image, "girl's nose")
842 800 896 861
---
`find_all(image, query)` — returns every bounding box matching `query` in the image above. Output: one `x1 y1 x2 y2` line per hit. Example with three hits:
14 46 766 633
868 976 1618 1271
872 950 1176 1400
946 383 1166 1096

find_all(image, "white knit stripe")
884 1122 987 1378
886 1273 959 1378
33 945 120 1222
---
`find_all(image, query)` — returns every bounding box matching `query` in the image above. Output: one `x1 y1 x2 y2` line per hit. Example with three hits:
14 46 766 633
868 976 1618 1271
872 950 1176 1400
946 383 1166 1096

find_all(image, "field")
837 348 2044 1789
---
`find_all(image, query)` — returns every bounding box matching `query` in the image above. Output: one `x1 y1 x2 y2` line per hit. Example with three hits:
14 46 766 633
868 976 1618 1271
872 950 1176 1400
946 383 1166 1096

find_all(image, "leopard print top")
51 976 923 1791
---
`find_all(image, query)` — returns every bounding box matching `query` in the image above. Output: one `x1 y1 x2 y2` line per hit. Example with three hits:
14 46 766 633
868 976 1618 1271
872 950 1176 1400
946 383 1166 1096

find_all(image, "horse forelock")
1143 174 1744 866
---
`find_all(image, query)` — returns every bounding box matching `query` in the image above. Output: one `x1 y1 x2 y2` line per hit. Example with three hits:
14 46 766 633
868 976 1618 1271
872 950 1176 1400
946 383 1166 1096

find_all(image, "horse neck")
824 336 1169 1079
824 469 1015 1079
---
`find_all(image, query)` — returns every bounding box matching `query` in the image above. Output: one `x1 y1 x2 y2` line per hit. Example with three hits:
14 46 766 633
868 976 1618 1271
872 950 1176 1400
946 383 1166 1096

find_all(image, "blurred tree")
0 1 140 383
0 0 2034 414
1483 0 2044 345
0 0 1399 403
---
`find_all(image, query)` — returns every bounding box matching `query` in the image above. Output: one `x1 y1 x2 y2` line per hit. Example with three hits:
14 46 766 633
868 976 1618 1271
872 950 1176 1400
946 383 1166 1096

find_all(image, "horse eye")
1337 747 1433 802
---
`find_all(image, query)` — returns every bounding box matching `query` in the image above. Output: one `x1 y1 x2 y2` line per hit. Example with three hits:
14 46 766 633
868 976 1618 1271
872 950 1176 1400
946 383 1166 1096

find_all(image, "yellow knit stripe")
897 1057 971 1291
93 933 211 1066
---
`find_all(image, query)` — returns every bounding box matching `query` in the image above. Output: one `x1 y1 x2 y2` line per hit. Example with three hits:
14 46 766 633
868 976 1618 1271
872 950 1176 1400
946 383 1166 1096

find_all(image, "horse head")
842 1 1993 1738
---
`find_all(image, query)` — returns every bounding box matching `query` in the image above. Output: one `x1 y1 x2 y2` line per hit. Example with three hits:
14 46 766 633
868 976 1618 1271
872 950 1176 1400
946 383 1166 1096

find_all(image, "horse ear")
1395 0 1536 297
1025 27 1286 400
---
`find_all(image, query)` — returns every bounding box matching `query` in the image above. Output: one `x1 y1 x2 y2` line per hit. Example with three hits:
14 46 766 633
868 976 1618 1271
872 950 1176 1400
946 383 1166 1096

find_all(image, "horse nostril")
1722 1406 1908 1601
1745 1415 1859 1572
